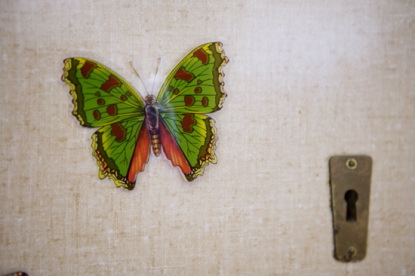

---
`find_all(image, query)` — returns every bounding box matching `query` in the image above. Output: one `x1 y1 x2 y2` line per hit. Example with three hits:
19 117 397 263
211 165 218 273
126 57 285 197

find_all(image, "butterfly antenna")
129 61 149 95
151 58 161 95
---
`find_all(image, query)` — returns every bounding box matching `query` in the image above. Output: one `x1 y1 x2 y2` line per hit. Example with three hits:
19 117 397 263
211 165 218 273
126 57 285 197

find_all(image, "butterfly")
61 42 228 190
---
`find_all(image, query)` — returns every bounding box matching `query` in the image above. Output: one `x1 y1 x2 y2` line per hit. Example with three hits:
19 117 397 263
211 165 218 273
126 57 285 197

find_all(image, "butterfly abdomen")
151 133 161 156
144 95 162 156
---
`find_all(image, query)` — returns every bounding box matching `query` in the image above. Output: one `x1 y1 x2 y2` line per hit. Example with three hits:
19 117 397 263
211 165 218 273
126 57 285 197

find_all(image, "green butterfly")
61 42 228 190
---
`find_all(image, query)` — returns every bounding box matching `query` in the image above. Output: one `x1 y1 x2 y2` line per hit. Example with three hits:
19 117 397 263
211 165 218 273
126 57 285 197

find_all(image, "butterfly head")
144 95 157 106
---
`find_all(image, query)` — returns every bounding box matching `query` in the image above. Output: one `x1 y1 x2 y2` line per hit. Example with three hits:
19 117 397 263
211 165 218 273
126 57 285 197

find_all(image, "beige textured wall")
1 0 414 275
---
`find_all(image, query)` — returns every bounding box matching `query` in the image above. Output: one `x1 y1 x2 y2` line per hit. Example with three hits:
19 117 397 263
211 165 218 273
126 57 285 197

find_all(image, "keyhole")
344 190 358 222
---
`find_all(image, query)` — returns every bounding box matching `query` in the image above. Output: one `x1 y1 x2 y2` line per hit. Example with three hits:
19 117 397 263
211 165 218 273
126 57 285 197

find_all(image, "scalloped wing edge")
91 133 136 190
213 42 229 111
184 117 218 181
61 58 88 126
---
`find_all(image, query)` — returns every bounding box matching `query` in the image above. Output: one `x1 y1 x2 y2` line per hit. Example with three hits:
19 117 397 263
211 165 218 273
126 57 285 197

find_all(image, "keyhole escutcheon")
344 190 358 222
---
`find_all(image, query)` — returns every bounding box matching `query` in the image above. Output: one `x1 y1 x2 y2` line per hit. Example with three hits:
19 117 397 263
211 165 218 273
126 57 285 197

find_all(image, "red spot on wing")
201 97 209 107
97 98 105 105
184 95 195 106
193 48 209 64
127 123 151 183
181 114 196 133
81 61 96 78
107 104 118 116
101 75 121 92
93 110 101 120
194 87 202 93
159 119 191 175
174 67 194 82
110 123 125 142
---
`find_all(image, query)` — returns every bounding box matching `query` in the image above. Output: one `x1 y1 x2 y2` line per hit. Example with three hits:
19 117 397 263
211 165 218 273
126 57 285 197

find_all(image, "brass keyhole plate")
329 155 372 262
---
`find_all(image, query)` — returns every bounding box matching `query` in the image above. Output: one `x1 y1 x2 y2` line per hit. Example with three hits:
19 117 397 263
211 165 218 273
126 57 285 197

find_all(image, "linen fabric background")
1 0 414 275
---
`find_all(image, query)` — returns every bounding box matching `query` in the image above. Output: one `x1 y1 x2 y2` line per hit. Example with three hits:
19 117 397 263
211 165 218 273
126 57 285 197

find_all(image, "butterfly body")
144 95 162 156
62 42 228 190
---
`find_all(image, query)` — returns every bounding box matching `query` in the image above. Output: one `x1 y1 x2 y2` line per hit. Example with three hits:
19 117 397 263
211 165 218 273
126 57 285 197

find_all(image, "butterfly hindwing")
157 42 228 180
62 58 144 127
160 112 217 180
92 117 149 189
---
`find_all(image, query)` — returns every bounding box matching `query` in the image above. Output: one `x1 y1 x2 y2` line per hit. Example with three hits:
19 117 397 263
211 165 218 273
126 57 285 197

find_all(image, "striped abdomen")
151 133 161 156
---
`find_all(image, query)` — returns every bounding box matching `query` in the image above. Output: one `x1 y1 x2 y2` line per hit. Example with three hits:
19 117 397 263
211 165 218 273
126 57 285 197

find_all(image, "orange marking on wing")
159 119 191 175
174 67 194 82
193 48 209 64
201 96 209 107
107 104 118 116
127 123 151 183
181 114 195 133
184 95 195 106
81 61 96 78
101 75 121 92
93 110 101 120
110 123 126 142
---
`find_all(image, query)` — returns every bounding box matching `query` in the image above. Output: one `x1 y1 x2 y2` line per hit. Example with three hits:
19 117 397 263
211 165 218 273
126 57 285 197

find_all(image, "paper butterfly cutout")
61 42 228 190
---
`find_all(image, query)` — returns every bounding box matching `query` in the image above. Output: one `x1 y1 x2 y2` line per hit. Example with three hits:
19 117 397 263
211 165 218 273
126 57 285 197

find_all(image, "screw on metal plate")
329 155 372 262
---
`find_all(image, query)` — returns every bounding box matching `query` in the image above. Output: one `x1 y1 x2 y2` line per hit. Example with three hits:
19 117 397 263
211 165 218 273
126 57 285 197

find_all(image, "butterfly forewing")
62 58 144 127
157 42 227 114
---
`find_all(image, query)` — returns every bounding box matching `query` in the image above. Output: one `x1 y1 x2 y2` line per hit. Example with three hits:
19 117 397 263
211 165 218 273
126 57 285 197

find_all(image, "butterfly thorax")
144 95 161 156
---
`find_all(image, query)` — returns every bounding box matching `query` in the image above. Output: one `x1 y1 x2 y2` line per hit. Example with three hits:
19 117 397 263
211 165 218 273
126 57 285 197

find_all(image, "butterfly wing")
92 117 150 189
62 58 144 126
62 58 150 189
157 42 227 113
160 113 218 180
157 42 228 180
